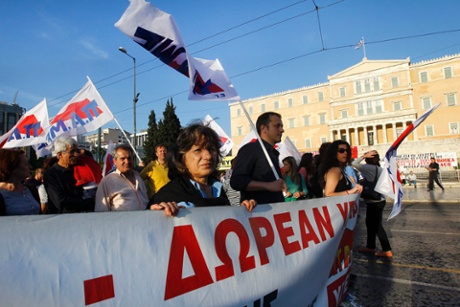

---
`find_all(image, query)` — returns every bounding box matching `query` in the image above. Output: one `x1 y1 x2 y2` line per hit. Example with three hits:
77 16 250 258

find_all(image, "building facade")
0 101 25 136
230 54 460 166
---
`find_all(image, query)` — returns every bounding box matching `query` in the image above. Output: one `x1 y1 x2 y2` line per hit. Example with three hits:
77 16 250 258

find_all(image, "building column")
383 123 388 143
373 125 378 144
364 126 369 146
392 122 397 141
354 128 359 146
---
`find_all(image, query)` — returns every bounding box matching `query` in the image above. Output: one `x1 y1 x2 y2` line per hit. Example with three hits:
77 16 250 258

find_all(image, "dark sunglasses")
337 148 348 154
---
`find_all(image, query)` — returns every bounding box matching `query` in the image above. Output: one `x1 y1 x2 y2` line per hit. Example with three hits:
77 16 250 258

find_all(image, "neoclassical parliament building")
229 53 460 168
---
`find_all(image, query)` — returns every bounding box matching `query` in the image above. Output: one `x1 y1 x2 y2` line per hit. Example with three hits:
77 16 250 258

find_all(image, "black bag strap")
372 165 378 183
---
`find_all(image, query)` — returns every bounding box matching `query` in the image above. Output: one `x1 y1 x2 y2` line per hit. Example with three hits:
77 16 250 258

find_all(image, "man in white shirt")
95 144 149 211
406 171 417 189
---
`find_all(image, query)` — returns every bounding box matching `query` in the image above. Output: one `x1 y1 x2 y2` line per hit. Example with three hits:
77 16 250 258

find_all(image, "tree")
156 98 181 148
143 109 158 163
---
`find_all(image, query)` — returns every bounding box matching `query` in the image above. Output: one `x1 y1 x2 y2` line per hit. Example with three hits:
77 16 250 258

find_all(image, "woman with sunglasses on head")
353 150 393 258
321 140 363 197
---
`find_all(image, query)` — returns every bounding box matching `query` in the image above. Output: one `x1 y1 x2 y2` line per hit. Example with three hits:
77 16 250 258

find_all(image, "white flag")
44 78 114 146
202 114 234 156
115 0 240 101
355 38 364 50
1 99 49 149
188 57 240 101
277 136 302 166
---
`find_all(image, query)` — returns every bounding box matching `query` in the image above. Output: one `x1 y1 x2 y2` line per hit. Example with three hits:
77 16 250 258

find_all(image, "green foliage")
156 98 181 148
143 98 181 163
143 110 158 163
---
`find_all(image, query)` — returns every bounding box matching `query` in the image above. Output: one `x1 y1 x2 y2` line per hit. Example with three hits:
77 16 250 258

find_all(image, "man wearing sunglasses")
44 136 95 214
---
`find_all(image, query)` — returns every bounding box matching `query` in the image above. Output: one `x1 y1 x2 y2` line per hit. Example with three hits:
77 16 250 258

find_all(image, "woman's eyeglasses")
337 148 348 154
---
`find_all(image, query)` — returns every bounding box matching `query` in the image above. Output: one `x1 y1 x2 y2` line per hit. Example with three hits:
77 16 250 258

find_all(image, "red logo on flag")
192 71 224 96
84 274 115 305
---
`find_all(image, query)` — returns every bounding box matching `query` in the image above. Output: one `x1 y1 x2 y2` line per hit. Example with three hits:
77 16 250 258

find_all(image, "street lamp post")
118 47 140 163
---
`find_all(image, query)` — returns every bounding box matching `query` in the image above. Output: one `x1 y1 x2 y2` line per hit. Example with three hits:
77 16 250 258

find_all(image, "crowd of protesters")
0 112 416 260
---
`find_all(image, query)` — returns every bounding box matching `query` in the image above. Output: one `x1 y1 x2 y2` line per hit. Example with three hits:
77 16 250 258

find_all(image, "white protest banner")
203 114 234 156
397 152 457 168
1 99 49 148
0 195 359 306
44 78 114 146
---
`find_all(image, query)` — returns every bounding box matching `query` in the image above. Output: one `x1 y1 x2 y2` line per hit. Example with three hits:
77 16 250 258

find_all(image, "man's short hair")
113 144 134 159
256 112 281 134
54 136 78 155
155 144 166 152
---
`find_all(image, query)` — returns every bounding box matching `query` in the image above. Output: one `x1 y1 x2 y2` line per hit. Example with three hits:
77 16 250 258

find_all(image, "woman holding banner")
149 122 256 216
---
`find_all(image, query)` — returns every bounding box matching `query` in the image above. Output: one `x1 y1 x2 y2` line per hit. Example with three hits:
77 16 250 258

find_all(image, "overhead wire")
45 0 460 120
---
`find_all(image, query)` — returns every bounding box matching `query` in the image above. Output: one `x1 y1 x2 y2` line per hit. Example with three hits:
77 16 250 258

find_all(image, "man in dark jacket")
44 136 95 214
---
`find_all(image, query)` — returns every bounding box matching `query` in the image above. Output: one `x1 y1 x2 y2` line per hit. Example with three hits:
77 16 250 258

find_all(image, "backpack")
361 166 381 200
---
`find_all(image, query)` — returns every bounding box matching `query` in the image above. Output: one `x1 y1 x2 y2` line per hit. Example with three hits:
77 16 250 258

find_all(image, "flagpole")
237 101 280 180
112 116 142 162
362 37 367 58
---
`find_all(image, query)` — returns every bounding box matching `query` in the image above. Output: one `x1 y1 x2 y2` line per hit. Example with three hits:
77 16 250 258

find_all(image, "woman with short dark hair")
149 122 256 216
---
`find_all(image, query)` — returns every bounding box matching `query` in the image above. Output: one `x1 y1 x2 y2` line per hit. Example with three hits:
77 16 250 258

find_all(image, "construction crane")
12 91 19 105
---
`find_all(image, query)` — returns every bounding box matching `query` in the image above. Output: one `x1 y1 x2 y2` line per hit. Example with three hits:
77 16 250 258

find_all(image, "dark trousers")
365 200 392 251
428 173 444 190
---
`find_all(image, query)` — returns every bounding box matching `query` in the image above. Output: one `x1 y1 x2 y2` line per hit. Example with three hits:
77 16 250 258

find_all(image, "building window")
356 81 362 94
425 125 434 136
320 136 327 144
318 92 324 102
249 106 253 114
261 103 266 112
319 113 326 124
303 95 309 104
446 93 456 106
340 109 348 119
288 98 293 107
288 118 295 128
7 113 16 130
450 122 459 134
0 111 4 135
444 66 453 79
237 109 241 117
357 103 364 116
391 77 399 88
420 71 428 83
375 100 383 113
305 139 311 148
373 77 380 91
367 131 374 146
303 115 310 126
422 97 431 110
274 101 279 109
237 126 242 136
364 79 371 92
393 101 402 111
366 101 373 115
339 87 346 97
